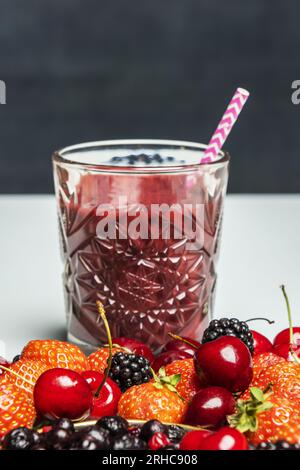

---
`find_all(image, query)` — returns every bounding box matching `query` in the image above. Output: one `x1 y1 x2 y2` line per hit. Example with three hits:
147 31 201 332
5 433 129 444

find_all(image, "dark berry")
53 417 75 433
165 425 185 443
46 428 72 450
96 415 128 437
3 427 34 450
70 426 111 450
109 352 151 391
255 440 300 450
113 433 147 450
202 318 254 354
129 427 141 438
12 354 21 363
163 444 179 450
140 420 166 441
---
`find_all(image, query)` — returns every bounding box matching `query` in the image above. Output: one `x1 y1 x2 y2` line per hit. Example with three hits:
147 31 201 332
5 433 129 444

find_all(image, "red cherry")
151 350 190 372
272 342 300 361
251 330 273 356
162 337 201 357
198 427 248 450
273 327 300 348
81 370 104 392
194 336 253 393
34 368 93 420
90 379 122 419
185 386 236 428
112 337 154 362
180 430 212 450
148 432 170 450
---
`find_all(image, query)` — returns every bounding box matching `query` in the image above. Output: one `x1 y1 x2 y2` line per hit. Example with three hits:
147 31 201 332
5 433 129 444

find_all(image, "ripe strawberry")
7 359 49 396
255 361 300 402
22 340 88 372
230 387 300 444
88 346 123 373
165 358 201 401
0 381 36 437
252 352 285 380
240 352 286 400
118 372 187 423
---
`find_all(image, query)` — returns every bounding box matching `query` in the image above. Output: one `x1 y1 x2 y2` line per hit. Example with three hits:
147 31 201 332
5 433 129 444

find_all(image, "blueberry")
140 420 166 441
53 417 74 433
3 427 34 450
96 416 128 437
46 428 72 450
113 433 147 450
165 425 185 443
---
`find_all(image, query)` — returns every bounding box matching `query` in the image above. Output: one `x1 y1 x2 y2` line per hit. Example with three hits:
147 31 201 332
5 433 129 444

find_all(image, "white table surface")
0 194 299 360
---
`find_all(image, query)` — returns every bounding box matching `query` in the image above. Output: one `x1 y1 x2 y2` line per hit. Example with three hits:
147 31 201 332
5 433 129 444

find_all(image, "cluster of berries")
3 417 183 451
0 289 300 451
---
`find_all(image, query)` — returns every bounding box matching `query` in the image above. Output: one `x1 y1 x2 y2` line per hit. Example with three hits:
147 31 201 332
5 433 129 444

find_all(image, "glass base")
67 331 98 355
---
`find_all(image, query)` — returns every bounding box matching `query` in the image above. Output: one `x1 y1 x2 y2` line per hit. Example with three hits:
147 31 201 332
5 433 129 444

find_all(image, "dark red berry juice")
53 140 229 352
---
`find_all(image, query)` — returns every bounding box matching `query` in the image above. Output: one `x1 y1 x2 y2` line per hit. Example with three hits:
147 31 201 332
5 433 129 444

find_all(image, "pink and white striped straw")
201 87 249 163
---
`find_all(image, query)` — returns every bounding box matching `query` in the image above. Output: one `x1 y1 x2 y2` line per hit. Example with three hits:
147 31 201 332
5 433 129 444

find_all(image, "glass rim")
52 139 230 174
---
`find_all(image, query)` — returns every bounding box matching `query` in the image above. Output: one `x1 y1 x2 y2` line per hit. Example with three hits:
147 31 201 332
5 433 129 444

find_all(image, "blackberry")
109 352 152 391
12 354 21 363
256 440 300 450
202 318 254 354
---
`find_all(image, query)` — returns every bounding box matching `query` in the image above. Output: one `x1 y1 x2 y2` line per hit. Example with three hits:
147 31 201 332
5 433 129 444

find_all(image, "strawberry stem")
95 301 113 398
280 285 300 364
168 332 199 349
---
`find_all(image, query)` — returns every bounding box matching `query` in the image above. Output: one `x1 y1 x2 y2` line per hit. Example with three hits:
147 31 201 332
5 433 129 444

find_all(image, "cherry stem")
245 317 275 324
168 332 199 349
280 285 300 364
0 365 35 386
95 301 113 398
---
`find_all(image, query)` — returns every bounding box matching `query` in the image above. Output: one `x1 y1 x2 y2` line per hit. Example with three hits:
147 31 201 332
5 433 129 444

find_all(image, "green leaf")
250 387 265 402
169 373 181 386
158 367 166 378
153 382 163 390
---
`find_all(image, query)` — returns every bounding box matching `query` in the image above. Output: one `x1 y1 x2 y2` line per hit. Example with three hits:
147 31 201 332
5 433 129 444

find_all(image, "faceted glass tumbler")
53 140 229 352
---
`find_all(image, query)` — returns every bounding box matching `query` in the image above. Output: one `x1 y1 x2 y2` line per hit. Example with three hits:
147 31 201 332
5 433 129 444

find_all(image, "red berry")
198 427 248 450
272 342 300 361
273 327 300 348
251 330 273 356
112 337 154 362
194 336 253 392
162 337 201 357
148 432 170 450
151 350 190 372
180 430 212 450
34 368 93 420
185 386 235 428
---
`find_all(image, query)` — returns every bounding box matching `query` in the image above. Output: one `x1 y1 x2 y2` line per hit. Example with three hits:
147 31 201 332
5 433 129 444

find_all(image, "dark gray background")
0 0 299 193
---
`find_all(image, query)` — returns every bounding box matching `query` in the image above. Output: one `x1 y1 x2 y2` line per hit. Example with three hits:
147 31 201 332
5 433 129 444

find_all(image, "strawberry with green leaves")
230 387 300 444
118 368 187 423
